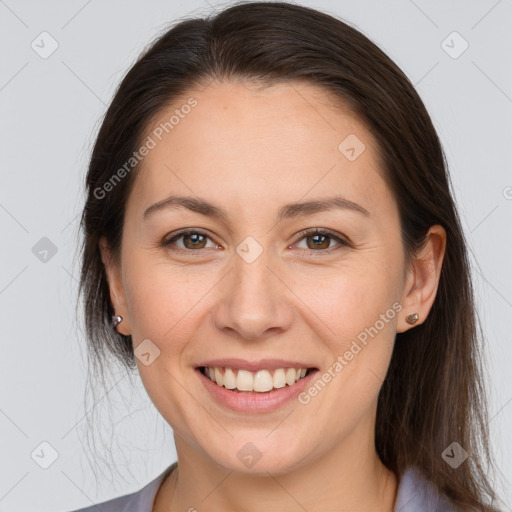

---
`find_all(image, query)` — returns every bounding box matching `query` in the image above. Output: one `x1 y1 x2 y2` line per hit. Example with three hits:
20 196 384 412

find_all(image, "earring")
405 313 419 325
111 314 123 329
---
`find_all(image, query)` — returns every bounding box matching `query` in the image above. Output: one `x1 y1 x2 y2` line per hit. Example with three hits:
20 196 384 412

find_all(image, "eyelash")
162 228 350 256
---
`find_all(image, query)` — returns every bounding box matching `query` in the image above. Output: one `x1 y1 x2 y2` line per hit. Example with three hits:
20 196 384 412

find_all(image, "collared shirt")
69 462 456 511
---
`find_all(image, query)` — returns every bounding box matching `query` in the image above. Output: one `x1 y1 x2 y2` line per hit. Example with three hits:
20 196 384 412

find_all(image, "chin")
201 435 311 476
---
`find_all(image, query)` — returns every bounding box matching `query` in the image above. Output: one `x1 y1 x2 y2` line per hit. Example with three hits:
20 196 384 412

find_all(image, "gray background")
0 0 511 510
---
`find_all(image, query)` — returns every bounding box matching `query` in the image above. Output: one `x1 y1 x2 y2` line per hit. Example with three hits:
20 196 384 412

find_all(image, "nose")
211 247 294 341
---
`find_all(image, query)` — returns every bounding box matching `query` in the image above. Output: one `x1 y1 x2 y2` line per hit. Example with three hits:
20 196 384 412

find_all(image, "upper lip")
196 358 318 371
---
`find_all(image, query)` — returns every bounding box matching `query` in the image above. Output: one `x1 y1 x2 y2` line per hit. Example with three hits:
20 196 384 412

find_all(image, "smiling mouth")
198 366 317 393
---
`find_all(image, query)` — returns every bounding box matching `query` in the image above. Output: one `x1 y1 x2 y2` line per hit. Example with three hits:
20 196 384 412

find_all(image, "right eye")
162 229 220 254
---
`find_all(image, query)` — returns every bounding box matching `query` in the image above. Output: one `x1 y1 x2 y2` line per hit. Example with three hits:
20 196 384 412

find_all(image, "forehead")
128 80 390 219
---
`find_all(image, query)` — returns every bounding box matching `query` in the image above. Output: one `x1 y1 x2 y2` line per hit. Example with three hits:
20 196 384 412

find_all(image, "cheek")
298 255 401 408
301 259 401 344
123 252 211 341
303 270 399 421
122 258 210 430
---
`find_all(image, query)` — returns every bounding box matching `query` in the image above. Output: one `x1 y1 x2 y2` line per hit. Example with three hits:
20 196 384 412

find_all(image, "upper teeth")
204 367 308 392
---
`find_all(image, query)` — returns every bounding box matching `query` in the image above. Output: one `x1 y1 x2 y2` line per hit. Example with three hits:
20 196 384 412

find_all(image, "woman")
71 1 500 510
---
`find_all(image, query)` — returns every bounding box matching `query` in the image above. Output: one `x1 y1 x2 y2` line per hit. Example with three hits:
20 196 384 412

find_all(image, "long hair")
77 2 499 508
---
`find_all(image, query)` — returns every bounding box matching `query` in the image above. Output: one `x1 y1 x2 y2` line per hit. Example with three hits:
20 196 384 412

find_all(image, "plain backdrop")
0 0 511 510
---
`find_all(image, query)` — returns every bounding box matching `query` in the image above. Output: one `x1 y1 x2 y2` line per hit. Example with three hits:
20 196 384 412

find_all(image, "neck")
153 433 398 512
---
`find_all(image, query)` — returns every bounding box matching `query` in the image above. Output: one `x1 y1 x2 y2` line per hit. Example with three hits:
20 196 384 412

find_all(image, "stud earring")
111 314 123 329
405 313 419 325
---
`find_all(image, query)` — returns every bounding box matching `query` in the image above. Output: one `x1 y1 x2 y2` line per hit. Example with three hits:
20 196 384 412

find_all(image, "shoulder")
66 462 177 512
394 466 457 512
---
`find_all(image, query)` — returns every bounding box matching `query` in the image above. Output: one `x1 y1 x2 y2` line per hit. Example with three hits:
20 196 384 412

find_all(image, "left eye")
162 228 348 254
293 228 348 253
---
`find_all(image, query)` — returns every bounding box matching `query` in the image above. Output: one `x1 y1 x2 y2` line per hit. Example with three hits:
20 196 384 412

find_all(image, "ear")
99 236 131 335
397 225 447 333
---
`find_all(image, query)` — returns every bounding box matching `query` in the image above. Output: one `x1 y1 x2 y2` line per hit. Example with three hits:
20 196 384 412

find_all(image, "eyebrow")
142 194 370 223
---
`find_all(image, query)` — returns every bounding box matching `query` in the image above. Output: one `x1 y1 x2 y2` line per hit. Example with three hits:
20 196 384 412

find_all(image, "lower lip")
196 368 319 413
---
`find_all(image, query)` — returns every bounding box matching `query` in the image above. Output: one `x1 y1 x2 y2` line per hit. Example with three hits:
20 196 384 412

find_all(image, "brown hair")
77 1 499 508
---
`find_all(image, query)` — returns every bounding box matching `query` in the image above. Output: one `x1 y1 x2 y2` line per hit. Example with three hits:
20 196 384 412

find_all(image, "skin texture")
100 80 446 512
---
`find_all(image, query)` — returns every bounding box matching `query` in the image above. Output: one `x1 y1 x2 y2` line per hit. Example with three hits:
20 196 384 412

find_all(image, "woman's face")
102 80 414 474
